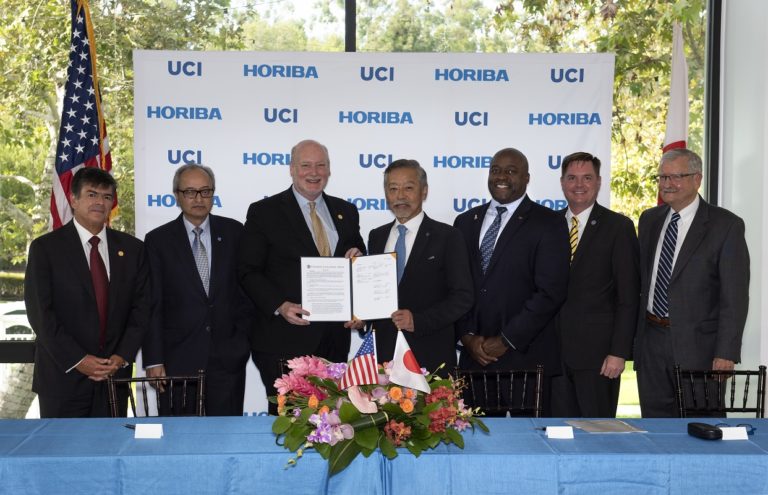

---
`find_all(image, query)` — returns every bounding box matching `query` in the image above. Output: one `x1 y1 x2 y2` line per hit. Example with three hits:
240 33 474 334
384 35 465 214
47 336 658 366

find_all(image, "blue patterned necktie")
651 212 681 317
480 206 508 274
193 227 210 296
395 224 407 283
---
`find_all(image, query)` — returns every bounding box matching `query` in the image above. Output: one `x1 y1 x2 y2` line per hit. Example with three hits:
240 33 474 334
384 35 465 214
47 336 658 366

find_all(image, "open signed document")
301 253 398 322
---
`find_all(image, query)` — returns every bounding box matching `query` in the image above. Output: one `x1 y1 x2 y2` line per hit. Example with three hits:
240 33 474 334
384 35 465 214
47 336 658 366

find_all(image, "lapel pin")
590 220 597 225
337 214 343 220
474 214 478 220
217 237 222 241
118 251 124 257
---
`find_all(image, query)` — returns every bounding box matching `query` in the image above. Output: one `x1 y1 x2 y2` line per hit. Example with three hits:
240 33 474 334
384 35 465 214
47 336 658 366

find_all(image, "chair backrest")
454 365 544 417
674 365 767 418
107 370 206 417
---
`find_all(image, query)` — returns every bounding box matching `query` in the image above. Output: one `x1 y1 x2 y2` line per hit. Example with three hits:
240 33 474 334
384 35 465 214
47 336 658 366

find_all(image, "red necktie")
89 236 109 350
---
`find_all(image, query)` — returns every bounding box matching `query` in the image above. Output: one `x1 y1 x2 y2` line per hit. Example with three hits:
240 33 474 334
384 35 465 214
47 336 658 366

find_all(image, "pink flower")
287 356 332 378
274 373 326 399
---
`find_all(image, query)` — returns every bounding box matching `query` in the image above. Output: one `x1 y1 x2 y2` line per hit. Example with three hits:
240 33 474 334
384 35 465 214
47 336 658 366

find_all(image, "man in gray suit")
636 148 750 417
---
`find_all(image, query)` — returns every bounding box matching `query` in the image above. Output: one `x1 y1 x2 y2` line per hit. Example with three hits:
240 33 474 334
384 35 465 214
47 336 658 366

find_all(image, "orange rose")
399 398 414 413
319 405 330 415
388 387 403 401
404 389 415 399
308 395 319 409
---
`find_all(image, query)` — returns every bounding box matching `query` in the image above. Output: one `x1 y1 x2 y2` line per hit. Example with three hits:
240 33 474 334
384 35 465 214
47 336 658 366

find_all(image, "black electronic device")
687 422 723 440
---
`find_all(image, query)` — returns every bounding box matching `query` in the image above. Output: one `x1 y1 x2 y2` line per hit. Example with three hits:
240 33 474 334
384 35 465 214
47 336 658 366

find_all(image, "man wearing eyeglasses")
636 148 750 417
142 164 252 415
238 139 366 413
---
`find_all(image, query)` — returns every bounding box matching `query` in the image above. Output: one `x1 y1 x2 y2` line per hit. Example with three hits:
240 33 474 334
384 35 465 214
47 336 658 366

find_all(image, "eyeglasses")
177 188 214 199
715 423 756 435
655 173 699 183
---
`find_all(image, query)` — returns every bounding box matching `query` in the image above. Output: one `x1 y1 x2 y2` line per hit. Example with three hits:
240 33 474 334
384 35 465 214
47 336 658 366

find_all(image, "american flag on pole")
339 329 378 389
50 0 114 230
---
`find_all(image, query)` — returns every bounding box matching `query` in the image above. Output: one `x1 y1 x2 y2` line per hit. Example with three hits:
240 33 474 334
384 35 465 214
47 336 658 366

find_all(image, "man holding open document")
238 139 366 409
367 159 473 375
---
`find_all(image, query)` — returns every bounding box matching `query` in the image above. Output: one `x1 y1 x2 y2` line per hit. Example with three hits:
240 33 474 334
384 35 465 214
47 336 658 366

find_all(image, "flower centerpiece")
271 335 488 476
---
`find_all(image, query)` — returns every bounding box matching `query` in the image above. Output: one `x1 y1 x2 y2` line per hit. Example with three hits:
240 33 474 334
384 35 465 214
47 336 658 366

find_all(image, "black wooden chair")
107 369 206 417
673 365 766 418
455 365 544 417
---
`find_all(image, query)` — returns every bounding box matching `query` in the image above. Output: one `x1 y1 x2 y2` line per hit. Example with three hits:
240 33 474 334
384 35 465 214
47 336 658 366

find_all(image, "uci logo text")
167 61 202 77
453 198 489 212
264 108 298 124
454 111 488 127
168 150 202 165
360 66 394 81
550 68 584 83
359 154 393 168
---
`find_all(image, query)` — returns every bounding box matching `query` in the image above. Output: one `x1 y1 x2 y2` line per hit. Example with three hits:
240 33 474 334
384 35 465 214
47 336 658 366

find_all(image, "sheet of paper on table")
565 419 647 433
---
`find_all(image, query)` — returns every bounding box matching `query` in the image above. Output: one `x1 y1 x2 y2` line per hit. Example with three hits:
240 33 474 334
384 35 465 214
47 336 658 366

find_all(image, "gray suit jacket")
635 196 750 369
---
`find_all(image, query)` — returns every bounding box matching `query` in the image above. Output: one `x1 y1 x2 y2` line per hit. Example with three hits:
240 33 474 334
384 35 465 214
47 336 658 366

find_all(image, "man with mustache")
635 148 750 417
453 148 570 415
367 159 473 374
238 139 366 411
25 167 149 417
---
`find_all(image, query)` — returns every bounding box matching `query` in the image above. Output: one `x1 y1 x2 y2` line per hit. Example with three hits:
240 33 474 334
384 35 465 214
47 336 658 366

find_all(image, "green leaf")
379 436 398 460
272 416 292 434
421 401 440 414
429 379 452 389
354 426 379 450
474 419 489 433
338 401 361 423
284 425 310 452
360 445 375 457
426 433 441 449
446 428 464 448
405 440 423 457
328 440 362 475
314 443 331 459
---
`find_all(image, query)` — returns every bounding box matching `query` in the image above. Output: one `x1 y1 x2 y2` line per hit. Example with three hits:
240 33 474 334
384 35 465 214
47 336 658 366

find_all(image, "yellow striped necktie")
309 201 331 256
569 216 579 262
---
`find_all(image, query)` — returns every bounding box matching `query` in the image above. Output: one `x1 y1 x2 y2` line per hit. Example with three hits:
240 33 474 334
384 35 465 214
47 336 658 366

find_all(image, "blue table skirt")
1 417 767 495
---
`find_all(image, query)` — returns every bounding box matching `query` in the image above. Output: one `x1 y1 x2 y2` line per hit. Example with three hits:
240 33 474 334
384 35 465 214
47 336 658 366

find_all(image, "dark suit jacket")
636 196 750 369
454 196 570 375
557 203 640 370
367 214 473 373
24 221 150 399
238 187 366 356
142 214 251 376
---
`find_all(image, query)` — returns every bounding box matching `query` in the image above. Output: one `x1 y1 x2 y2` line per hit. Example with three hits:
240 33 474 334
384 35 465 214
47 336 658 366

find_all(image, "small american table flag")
339 329 378 389
50 0 113 230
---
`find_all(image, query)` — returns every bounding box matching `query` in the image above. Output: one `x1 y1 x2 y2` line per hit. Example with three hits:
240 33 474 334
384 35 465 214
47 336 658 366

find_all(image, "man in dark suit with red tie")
238 139 366 407
142 164 252 415
25 167 150 418
551 152 640 418
367 159 473 375
454 147 570 415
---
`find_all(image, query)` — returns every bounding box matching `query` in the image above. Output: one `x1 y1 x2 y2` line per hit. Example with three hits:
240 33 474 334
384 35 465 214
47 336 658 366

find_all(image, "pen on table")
534 427 547 431
124 424 136 430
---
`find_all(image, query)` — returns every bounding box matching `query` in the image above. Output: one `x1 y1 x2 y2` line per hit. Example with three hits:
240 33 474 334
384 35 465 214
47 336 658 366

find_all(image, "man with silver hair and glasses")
143 164 252 415
635 148 750 417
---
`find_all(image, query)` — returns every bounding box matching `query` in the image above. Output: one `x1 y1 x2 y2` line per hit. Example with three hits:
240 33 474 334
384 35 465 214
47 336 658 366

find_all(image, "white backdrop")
133 51 615 414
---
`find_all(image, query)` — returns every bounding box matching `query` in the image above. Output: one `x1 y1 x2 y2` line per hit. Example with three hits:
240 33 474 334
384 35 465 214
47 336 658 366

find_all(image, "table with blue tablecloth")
1 417 767 494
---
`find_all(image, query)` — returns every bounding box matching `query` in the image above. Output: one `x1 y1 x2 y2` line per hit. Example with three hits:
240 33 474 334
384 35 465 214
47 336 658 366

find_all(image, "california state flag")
663 22 689 153
389 332 430 393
